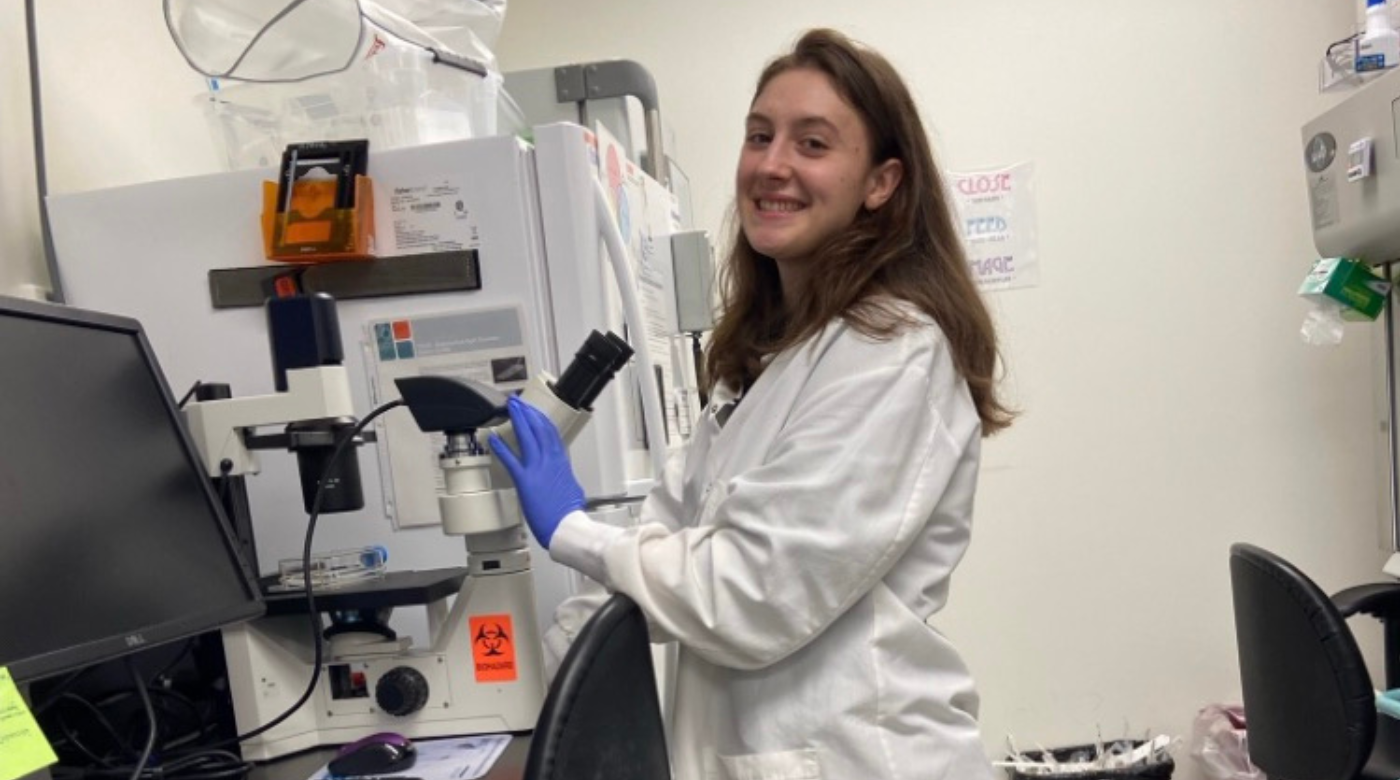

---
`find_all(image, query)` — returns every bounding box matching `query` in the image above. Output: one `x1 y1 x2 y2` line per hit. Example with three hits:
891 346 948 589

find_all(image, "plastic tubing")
592 178 669 480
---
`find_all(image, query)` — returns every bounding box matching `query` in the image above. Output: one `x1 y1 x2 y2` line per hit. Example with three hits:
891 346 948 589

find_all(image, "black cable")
202 399 404 750
56 750 252 780
50 701 127 768
146 640 196 689
176 382 205 410
48 403 404 770
33 667 92 716
96 687 206 749
44 648 253 780
54 692 128 762
1326 31 1362 59
125 659 157 780
53 709 116 768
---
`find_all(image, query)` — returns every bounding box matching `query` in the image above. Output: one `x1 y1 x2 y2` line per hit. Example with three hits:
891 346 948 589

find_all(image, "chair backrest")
1229 543 1375 780
523 592 671 780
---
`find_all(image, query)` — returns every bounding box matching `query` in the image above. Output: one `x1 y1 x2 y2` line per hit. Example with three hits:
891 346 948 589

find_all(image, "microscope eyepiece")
551 330 634 411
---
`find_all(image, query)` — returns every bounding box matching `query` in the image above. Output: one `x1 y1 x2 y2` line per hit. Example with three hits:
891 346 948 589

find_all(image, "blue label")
1358 53 1387 72
374 323 396 361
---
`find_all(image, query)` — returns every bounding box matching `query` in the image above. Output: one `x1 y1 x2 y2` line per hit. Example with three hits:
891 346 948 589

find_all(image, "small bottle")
1357 0 1400 73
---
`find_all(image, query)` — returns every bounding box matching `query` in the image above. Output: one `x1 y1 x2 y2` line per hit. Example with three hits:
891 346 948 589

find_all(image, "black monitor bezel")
0 295 265 683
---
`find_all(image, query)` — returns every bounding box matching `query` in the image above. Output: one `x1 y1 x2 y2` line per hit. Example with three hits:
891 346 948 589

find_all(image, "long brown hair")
705 28 1013 434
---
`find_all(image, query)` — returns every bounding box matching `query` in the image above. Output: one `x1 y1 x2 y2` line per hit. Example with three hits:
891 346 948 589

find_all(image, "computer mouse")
327 732 417 777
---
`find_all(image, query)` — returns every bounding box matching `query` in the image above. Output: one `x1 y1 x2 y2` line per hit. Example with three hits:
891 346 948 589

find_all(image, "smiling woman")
737 67 904 299
491 26 1014 780
711 28 1011 434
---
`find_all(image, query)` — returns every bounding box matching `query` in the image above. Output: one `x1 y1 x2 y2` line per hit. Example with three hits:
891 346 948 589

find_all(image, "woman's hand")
488 396 586 548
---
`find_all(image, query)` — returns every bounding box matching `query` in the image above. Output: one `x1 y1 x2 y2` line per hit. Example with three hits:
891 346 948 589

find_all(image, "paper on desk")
309 735 511 780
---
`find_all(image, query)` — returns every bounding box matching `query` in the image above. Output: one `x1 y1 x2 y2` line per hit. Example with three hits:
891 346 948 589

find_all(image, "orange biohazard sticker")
469 614 517 682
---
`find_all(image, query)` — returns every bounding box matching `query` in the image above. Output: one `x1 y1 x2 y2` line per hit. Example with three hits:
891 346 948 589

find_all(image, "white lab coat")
547 305 991 780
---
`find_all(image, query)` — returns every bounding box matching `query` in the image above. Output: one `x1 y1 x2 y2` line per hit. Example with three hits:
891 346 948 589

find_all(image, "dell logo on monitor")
124 634 148 648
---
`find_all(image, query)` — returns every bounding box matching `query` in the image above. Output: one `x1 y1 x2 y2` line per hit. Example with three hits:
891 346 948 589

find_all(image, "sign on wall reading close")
948 162 1040 292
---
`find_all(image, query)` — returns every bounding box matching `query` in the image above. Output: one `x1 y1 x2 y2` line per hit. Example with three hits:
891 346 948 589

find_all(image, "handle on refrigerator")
555 60 669 187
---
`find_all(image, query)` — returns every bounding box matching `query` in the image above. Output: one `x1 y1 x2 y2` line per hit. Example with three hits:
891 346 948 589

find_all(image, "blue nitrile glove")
488 396 585 549
1379 689 1400 720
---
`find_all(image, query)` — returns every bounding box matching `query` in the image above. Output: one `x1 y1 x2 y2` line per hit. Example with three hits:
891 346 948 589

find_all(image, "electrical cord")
125 658 157 780
33 668 93 716
175 382 205 410
43 400 404 774
94 686 208 749
52 751 253 780
1327 31 1362 57
145 641 196 689
199 399 404 751
44 683 229 778
53 692 128 764
50 697 120 767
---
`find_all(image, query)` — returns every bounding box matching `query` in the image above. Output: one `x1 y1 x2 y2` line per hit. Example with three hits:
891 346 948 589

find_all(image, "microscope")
183 294 634 760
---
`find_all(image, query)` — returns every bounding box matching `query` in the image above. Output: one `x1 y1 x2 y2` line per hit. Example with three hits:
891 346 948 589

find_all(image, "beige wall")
3 1 1391 776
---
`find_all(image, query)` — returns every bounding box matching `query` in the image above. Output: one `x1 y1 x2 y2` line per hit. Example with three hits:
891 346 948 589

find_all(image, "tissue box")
1298 257 1392 321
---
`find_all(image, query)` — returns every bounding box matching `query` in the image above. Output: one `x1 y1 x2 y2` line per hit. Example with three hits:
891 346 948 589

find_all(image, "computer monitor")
0 296 264 683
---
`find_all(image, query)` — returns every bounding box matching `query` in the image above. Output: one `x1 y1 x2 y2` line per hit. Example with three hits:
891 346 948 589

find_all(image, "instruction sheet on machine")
366 306 533 529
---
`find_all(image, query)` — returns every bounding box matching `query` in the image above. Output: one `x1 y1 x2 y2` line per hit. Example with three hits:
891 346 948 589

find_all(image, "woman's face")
736 67 901 293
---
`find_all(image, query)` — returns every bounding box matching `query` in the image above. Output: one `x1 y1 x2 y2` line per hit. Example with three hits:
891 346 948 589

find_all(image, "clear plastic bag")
1300 300 1347 346
165 0 504 82
1188 705 1264 780
166 0 508 168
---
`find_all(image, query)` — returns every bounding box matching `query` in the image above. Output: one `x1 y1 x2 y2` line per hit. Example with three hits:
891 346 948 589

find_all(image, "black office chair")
1228 543 1400 780
523 592 671 780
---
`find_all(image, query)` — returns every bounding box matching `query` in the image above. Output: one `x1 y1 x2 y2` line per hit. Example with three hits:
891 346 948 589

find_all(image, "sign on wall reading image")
948 162 1040 292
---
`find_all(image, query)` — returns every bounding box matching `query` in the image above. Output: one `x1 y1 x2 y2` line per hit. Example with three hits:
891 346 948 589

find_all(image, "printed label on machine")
386 177 482 254
366 306 531 528
469 614 518 682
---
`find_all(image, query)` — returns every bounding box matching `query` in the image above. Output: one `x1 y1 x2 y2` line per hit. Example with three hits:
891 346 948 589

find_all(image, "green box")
1298 257 1392 321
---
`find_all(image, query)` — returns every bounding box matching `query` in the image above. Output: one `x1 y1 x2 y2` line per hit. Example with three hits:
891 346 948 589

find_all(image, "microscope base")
223 567 546 761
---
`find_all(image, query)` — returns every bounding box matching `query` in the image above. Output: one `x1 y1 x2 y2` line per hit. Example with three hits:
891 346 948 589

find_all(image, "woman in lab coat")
492 27 1013 780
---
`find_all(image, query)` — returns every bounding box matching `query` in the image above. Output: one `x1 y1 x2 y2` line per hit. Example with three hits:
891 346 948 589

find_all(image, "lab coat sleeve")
635 434 689 531
549 329 975 670
540 439 690 676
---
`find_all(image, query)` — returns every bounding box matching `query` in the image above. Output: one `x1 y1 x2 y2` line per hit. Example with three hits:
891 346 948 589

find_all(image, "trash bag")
1189 705 1263 780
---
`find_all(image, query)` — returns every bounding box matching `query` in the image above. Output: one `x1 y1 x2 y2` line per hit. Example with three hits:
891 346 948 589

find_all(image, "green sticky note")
0 667 58 780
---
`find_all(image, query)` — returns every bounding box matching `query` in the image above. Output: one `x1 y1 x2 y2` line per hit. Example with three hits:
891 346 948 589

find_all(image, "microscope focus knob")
375 667 430 716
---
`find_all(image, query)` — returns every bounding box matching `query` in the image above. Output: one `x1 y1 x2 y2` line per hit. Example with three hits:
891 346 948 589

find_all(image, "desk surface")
248 736 529 780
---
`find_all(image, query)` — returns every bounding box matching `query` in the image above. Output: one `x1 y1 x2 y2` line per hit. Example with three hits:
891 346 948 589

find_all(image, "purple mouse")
327 732 417 777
